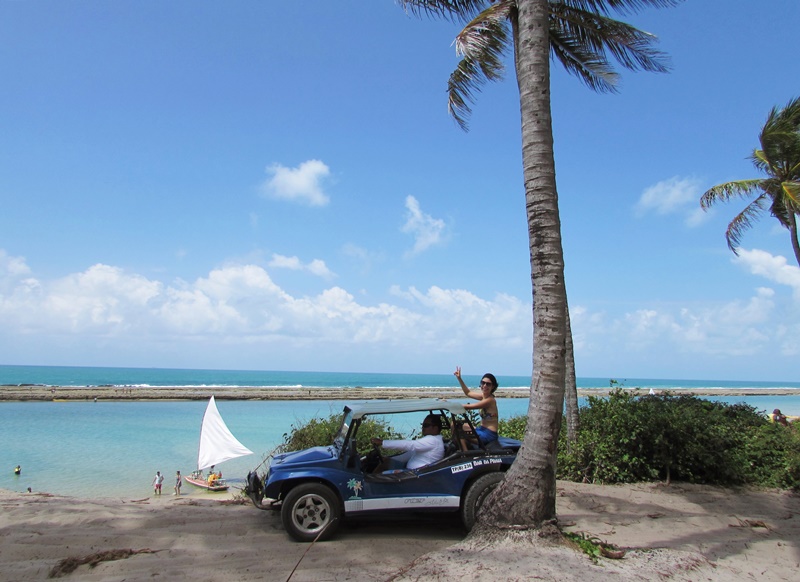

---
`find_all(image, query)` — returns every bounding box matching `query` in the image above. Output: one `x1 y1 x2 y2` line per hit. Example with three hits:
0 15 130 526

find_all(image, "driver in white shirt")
370 414 445 471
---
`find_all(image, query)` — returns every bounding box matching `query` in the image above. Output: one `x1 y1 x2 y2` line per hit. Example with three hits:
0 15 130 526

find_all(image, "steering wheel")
371 441 384 463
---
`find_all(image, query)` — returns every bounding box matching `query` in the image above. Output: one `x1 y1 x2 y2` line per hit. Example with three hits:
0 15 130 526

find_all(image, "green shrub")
498 414 528 441
740 422 800 488
497 390 800 490
279 412 402 453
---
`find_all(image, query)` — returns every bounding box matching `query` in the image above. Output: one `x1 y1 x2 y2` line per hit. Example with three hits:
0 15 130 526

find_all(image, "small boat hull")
185 472 229 492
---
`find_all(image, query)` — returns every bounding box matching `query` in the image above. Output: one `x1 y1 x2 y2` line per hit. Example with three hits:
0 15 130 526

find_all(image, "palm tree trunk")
564 300 580 444
480 0 567 528
789 213 800 267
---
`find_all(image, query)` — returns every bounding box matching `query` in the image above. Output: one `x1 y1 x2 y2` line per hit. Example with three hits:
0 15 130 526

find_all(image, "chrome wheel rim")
291 493 331 535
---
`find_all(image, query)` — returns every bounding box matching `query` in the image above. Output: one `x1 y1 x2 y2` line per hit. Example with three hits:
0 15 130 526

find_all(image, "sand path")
2 481 797 581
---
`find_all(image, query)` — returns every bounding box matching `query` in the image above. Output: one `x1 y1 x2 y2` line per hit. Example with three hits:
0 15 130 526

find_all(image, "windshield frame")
332 407 354 451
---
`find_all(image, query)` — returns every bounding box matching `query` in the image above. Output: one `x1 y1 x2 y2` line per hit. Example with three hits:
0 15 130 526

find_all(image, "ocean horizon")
2 364 799 391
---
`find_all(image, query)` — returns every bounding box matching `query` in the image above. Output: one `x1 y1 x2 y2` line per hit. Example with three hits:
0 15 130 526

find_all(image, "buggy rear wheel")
461 472 504 530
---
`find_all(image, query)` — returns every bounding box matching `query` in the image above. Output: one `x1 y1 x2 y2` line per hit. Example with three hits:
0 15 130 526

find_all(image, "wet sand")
1 384 799 402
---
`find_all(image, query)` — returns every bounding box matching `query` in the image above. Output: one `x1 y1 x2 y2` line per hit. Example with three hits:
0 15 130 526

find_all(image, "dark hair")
482 373 498 394
424 414 443 430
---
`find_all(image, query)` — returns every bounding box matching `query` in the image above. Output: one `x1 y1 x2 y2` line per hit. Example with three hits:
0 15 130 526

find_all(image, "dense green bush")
279 412 402 453
501 390 800 489
498 414 527 441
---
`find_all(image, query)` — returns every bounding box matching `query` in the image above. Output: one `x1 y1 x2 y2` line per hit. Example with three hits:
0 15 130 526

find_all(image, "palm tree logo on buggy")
347 478 363 499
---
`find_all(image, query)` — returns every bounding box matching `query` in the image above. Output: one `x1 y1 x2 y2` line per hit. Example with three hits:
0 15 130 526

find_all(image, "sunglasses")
422 422 435 428
480 380 493 386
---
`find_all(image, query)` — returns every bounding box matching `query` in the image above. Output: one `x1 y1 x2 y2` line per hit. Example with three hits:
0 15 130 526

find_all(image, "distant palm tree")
700 97 800 266
398 0 679 529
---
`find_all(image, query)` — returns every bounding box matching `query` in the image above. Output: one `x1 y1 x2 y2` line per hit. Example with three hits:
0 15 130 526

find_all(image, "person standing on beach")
174 471 182 496
454 367 499 447
153 471 163 495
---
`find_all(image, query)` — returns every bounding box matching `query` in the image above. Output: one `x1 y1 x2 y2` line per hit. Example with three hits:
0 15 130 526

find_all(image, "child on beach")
454 367 499 447
174 471 182 496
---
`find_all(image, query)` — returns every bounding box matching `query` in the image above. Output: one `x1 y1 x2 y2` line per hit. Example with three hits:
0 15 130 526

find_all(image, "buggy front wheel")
281 483 341 542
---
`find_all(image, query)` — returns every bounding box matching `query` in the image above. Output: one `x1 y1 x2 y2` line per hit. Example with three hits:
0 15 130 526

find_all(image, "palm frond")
789 159 800 180
549 28 619 92
454 1 513 60
699 179 764 210
396 0 490 22
448 58 487 130
561 0 684 17
551 4 671 76
448 1 514 129
750 148 770 174
770 191 795 229
726 194 770 252
758 117 800 179
782 181 800 210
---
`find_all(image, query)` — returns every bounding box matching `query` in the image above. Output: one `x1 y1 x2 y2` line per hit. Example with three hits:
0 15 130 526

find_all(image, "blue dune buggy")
245 398 520 542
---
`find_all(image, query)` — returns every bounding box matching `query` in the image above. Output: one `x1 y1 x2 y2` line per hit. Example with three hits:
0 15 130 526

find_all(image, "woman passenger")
454 367 499 447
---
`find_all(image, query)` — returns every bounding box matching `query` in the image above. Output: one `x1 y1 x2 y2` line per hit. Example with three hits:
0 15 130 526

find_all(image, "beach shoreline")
2 480 798 581
2 384 800 402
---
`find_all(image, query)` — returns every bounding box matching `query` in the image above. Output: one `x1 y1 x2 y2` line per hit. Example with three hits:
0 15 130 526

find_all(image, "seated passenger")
454 367 499 448
771 409 789 426
370 414 444 471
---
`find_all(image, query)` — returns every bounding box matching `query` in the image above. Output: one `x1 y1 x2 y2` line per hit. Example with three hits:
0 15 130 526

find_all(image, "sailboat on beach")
184 396 253 491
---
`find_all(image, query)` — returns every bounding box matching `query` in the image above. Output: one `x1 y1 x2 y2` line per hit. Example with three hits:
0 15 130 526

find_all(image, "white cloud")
308 259 334 279
635 176 708 226
268 254 302 270
568 286 785 372
565 250 800 376
0 249 31 279
3 245 798 377
261 160 331 206
268 253 336 279
390 285 529 349
1 263 162 334
0 255 529 368
342 243 384 274
401 195 447 256
734 248 800 298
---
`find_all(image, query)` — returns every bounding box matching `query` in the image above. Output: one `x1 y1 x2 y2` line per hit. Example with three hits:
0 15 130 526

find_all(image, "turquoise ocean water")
1 365 799 499
3 364 800 391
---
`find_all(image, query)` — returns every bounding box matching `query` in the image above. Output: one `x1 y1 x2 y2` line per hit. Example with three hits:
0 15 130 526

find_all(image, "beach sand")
2 481 797 581
2 385 800 401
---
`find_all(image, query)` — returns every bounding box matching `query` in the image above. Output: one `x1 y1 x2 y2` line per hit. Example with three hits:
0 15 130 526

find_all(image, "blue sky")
1 0 799 381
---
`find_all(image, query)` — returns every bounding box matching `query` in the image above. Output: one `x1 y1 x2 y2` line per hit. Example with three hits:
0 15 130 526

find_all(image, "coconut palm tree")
700 97 800 267
410 0 676 446
397 0 679 529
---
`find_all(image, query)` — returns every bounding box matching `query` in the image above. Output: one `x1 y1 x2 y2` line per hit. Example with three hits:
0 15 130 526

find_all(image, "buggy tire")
281 483 341 542
461 472 504 530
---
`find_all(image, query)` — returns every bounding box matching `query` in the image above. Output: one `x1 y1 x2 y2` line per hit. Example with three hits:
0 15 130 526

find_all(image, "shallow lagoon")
2 395 797 499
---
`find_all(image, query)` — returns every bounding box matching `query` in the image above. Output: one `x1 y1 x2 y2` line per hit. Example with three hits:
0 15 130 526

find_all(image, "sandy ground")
2 481 797 582
3 385 800 402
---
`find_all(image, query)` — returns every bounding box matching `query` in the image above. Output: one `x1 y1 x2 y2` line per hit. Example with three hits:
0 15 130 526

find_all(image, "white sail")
198 396 253 470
